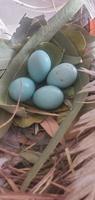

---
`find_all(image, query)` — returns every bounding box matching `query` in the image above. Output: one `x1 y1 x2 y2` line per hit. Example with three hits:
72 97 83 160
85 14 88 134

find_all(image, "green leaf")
38 42 64 67
62 26 86 56
64 87 75 99
14 115 45 128
62 24 93 42
54 24 87 57
53 32 79 56
0 109 12 138
0 40 14 78
63 55 82 65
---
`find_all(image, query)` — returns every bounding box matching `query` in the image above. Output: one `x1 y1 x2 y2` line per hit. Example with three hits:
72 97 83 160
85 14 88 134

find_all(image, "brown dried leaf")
63 129 95 200
40 117 59 137
86 95 95 102
79 79 95 94
71 132 95 165
64 156 95 200
71 108 95 135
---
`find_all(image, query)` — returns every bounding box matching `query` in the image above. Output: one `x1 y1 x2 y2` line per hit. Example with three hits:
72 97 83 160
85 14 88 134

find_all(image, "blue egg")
33 85 64 110
47 63 78 88
27 50 51 83
9 77 36 102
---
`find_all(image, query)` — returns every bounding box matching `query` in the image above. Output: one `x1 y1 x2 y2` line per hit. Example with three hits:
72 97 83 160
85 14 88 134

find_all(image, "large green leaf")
0 0 84 134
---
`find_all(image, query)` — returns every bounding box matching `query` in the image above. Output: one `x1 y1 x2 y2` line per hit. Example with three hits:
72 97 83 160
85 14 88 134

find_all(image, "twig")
0 187 6 194
9 166 30 174
0 147 18 157
0 170 20 192
51 181 67 192
65 147 75 174
31 167 55 194
0 193 64 200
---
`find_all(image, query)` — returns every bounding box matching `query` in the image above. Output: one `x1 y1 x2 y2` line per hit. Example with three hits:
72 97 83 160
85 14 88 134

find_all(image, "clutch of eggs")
8 49 78 110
